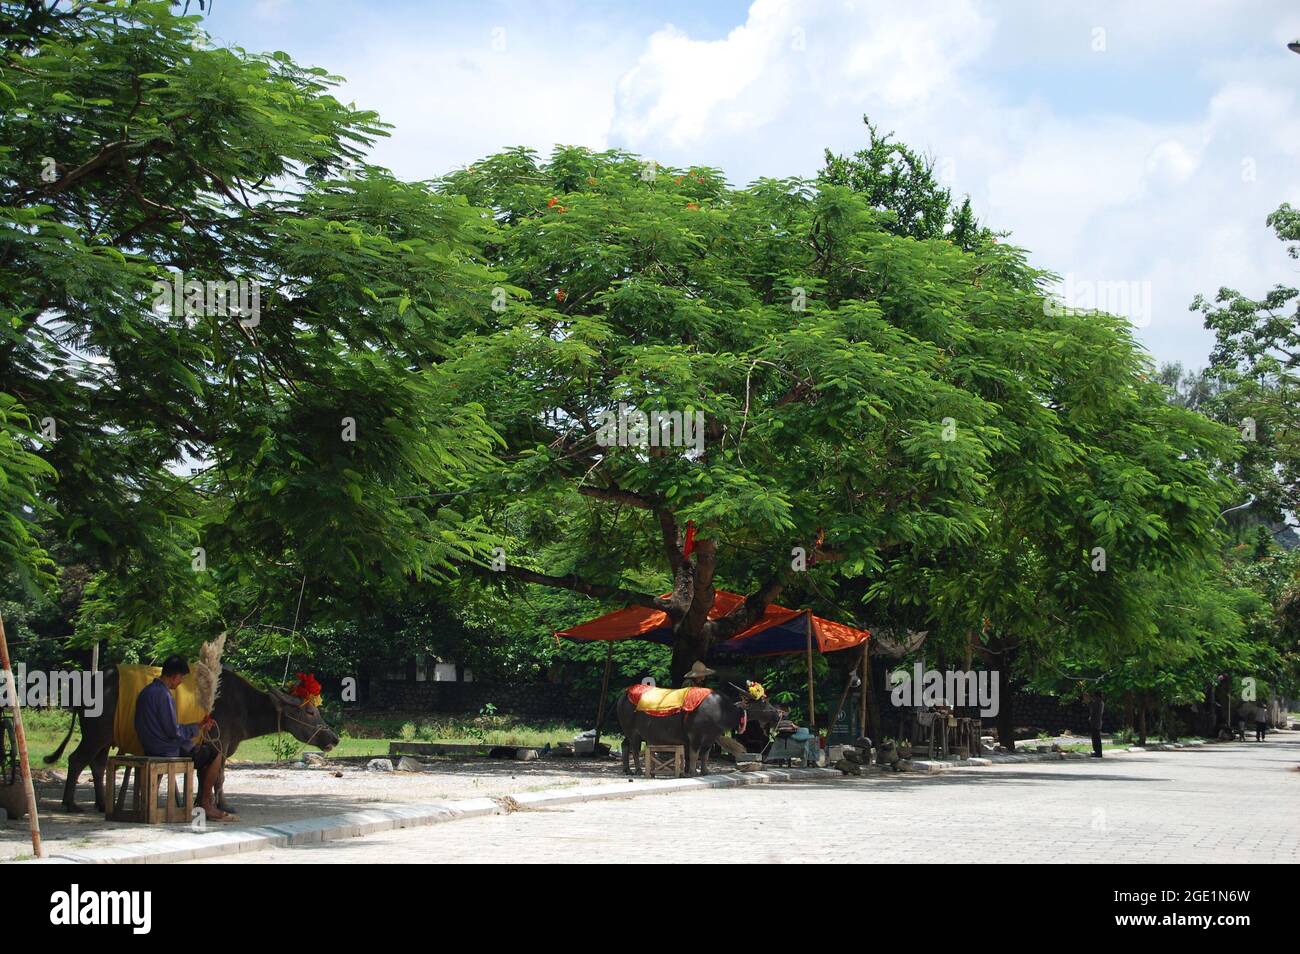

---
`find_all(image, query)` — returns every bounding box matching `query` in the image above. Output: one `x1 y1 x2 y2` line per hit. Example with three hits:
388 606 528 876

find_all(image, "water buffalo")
618 685 784 776
45 666 339 813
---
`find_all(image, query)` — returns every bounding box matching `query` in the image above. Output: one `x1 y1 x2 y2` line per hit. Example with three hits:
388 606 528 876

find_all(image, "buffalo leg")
215 764 239 816
624 731 643 775
216 763 236 812
61 740 93 811
89 748 108 812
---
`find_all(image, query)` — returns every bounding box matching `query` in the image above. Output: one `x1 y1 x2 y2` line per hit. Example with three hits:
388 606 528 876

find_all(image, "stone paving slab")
19 736 1251 864
22 766 836 864
191 735 1298 865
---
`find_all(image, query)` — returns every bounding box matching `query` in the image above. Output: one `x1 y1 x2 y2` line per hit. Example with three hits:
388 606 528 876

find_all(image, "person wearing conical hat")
681 661 715 687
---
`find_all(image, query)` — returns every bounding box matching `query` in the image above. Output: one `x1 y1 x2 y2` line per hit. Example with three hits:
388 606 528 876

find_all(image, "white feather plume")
194 631 225 713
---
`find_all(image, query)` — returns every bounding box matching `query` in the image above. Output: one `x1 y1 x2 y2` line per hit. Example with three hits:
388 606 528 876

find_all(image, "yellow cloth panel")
634 686 692 714
113 665 206 756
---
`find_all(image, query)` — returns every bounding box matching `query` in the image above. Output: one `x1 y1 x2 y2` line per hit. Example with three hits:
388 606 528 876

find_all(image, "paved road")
194 734 1300 864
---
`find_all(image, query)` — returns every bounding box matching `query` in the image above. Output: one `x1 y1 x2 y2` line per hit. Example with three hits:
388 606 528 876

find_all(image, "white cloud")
611 0 992 151
320 15 635 181
604 0 1300 368
211 0 1300 369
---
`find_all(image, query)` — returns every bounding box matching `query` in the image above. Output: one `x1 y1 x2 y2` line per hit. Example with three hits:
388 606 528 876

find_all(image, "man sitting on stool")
134 654 228 821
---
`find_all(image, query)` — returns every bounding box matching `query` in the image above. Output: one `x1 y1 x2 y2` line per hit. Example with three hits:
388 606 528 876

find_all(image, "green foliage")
1 2 504 649
268 733 302 763
821 116 991 249
1194 202 1300 518
434 138 1235 690
0 7 1288 728
0 394 56 589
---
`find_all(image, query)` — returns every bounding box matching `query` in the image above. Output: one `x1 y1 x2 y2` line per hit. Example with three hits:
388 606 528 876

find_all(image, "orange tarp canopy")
556 590 869 657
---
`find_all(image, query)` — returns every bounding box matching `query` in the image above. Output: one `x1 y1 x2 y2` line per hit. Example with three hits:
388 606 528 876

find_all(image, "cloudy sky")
203 0 1300 370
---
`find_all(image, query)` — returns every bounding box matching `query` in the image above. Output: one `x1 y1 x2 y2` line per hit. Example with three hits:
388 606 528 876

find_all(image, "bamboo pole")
0 610 43 857
593 642 614 749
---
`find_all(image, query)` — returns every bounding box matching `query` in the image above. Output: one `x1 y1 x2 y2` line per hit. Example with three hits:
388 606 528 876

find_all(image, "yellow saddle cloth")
626 685 712 717
114 665 206 756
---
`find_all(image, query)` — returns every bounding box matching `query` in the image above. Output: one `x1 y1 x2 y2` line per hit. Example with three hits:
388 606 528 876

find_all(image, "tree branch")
491 565 670 611
707 572 784 641
578 485 657 509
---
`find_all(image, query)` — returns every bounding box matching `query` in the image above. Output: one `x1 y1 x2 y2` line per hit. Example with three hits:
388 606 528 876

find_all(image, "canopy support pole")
805 614 816 730
0 610 43 858
860 646 873 741
593 642 614 749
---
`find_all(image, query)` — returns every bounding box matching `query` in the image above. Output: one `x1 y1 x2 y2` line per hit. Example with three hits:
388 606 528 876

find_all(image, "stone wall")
993 692 1124 734
366 677 1123 735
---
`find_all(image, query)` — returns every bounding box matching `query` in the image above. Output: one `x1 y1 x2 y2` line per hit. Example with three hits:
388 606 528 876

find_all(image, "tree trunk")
993 638 1016 751
867 654 884 741
669 624 710 686
1137 696 1148 747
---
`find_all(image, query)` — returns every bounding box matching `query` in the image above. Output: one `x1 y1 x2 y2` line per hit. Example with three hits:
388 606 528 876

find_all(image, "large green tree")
440 145 1231 692
1 1 502 648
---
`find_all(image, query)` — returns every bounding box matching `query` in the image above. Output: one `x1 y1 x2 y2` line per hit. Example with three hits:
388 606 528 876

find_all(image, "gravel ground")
0 754 628 862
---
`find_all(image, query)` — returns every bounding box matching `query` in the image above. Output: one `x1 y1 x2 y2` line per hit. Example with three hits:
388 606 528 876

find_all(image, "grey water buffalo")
45 666 339 813
618 685 784 775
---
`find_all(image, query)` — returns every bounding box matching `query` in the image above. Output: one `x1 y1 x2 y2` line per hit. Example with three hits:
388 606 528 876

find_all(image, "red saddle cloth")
626 685 713 717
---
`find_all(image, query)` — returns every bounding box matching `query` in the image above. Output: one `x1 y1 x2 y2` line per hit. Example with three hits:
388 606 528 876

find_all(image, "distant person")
1083 687 1105 758
1254 702 1268 742
680 660 715 688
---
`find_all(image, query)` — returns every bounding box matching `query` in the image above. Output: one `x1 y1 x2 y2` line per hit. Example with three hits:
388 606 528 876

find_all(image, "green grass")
7 708 76 769
9 707 613 768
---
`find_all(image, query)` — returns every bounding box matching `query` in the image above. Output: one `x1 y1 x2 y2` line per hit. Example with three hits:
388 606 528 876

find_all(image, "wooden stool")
105 755 194 823
645 744 685 778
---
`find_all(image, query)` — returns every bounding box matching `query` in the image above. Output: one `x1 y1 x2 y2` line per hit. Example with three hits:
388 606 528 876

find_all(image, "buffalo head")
268 688 340 752
740 694 786 730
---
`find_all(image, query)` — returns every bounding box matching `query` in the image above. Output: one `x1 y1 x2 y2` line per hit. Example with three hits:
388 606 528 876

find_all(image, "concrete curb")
27 766 839 865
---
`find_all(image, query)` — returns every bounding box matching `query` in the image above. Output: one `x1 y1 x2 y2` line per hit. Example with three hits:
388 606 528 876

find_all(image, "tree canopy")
437 143 1233 689
0 3 1293 741
2 1 503 647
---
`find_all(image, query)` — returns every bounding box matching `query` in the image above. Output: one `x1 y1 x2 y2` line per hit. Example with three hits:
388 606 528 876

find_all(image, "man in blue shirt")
135 655 229 820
